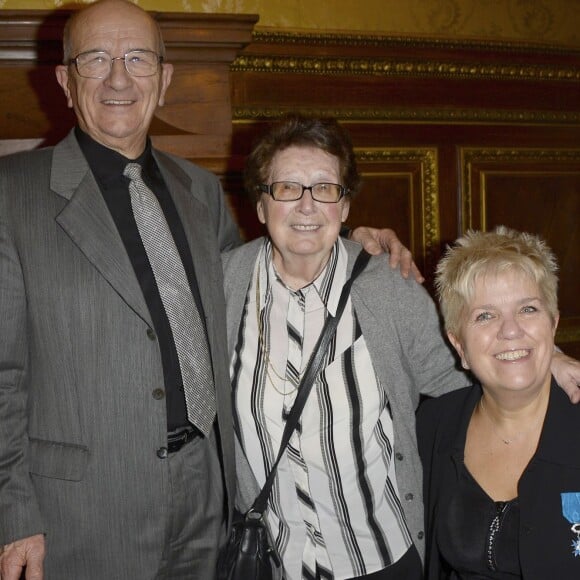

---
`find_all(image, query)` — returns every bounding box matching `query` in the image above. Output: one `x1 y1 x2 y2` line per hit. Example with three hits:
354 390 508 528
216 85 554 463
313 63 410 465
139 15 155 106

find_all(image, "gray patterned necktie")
124 162 216 436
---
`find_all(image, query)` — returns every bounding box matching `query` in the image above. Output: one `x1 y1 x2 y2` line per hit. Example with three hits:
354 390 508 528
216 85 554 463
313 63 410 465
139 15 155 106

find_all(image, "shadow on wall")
27 6 80 147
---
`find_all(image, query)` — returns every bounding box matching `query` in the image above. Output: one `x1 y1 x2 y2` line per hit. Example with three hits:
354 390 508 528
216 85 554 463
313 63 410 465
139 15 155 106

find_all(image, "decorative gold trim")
232 107 580 126
354 147 440 269
231 54 580 83
252 30 580 56
460 148 580 231
461 148 580 161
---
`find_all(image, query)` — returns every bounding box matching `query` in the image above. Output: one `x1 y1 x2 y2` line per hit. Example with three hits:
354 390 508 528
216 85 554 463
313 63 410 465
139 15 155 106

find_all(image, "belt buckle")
167 426 196 453
175 429 188 446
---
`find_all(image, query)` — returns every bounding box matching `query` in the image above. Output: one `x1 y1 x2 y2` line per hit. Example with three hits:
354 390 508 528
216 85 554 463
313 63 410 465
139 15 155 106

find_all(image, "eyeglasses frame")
258 181 348 203
69 49 164 79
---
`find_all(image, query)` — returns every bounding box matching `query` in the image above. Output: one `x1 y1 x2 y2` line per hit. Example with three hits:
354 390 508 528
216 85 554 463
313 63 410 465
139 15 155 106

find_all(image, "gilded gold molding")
252 31 580 56
232 54 580 83
232 107 580 126
461 148 580 162
354 147 440 268
460 147 580 231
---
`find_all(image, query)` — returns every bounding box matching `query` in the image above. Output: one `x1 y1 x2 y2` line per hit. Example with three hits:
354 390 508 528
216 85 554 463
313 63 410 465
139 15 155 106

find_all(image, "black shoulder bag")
219 250 371 580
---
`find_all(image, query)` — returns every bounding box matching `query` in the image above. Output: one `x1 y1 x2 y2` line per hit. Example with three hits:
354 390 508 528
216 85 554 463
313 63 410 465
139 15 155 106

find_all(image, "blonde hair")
435 226 559 336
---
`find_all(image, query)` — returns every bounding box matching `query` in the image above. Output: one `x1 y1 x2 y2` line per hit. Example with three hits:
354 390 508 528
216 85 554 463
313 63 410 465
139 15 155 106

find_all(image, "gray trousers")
155 427 226 579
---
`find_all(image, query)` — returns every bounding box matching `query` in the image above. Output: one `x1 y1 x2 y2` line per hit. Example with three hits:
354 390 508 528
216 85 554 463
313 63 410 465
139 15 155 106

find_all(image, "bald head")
62 0 165 63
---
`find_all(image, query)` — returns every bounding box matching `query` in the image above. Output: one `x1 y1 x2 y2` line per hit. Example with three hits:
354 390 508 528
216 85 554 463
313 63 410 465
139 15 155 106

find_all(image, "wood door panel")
347 148 440 276
346 173 413 242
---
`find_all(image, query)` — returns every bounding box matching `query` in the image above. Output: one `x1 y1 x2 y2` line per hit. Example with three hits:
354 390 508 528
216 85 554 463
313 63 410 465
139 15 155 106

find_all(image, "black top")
76 127 205 431
437 460 522 578
418 380 580 580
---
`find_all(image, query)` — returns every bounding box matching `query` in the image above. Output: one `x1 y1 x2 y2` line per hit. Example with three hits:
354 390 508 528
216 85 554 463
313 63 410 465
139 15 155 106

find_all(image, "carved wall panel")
349 148 439 275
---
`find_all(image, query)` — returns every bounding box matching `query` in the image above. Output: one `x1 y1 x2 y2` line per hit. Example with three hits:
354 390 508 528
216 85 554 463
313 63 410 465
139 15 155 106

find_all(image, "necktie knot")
124 162 143 181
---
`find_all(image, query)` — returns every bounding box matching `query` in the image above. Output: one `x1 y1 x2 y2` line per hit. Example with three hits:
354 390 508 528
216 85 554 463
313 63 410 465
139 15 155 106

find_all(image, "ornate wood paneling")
231 32 580 123
229 30 580 356
349 148 440 275
0 12 578 354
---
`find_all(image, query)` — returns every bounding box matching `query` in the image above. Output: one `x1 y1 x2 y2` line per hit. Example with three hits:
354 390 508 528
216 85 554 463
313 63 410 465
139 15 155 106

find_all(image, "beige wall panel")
1 0 579 47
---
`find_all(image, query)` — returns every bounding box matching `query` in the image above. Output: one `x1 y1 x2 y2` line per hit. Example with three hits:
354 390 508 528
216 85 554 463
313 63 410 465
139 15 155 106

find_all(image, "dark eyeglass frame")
258 181 348 203
69 49 164 79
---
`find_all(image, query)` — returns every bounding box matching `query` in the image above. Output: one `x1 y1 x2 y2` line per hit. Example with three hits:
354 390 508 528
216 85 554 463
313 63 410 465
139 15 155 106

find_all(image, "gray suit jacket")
222 237 470 562
0 131 240 578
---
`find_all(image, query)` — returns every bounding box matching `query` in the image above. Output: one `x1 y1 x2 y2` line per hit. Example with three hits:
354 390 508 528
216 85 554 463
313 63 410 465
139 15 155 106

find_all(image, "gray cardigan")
222 237 470 561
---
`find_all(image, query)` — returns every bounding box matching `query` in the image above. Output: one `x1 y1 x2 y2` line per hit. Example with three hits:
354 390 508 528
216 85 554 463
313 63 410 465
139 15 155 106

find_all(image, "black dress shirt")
76 127 206 431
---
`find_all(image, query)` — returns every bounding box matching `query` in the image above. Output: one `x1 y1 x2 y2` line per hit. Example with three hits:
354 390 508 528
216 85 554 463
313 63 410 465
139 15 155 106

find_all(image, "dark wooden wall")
0 11 578 357
228 32 580 358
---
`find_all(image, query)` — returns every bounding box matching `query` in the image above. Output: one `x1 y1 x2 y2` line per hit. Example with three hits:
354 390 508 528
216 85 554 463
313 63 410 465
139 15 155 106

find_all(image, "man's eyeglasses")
69 50 163 79
259 181 348 203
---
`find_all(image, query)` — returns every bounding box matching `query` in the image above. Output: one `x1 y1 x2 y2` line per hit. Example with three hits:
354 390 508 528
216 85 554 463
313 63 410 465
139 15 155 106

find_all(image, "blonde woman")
418 227 580 579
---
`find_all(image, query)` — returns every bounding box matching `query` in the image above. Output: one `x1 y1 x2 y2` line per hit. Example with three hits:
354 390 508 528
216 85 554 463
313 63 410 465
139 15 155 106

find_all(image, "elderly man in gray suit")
0 1 424 578
0 0 239 578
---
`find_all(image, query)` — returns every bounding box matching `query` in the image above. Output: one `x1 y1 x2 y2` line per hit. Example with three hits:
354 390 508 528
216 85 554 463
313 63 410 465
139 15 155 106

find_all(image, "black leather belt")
167 426 201 453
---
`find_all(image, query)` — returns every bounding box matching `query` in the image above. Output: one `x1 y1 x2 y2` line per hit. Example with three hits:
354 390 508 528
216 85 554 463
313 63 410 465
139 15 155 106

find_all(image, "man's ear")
447 331 469 370
55 65 74 109
341 198 350 222
157 63 174 107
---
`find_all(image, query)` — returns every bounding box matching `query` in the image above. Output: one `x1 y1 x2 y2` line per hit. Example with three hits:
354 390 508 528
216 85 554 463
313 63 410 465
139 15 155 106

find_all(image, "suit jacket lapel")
534 379 578 467
154 151 218 329
53 132 151 325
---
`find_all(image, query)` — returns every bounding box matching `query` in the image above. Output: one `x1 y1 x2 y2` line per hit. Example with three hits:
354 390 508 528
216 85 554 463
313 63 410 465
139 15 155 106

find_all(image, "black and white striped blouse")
231 239 413 579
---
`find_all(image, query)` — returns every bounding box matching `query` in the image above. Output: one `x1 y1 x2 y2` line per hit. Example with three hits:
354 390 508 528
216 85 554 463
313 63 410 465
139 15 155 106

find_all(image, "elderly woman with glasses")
221 115 474 580
417 227 580 579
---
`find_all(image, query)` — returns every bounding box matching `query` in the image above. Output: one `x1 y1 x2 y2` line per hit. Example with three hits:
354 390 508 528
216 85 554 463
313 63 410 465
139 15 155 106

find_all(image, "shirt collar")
75 126 154 186
258 238 348 317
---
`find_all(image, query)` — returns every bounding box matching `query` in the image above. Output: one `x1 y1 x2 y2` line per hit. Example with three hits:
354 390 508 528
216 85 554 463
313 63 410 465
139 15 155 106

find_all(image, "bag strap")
251 249 371 515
